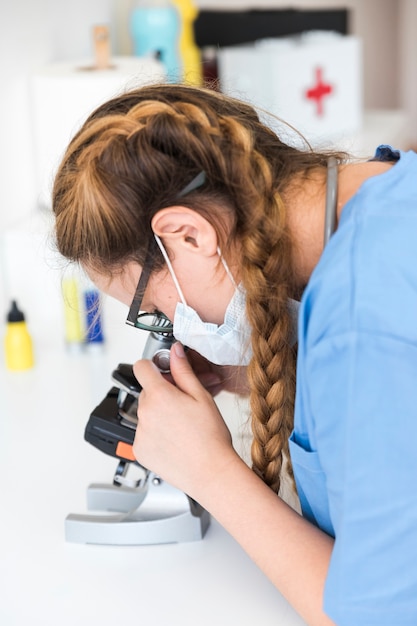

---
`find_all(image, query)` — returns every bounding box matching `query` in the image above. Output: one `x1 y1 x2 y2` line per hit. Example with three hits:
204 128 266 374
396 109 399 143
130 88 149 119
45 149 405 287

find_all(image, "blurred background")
0 0 416 358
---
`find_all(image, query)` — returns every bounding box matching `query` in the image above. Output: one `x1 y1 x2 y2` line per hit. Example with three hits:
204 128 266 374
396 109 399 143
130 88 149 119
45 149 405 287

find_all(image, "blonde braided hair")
53 83 342 493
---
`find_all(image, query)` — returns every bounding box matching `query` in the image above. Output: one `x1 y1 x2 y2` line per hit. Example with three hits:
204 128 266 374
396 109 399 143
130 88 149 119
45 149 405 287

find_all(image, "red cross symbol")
305 67 333 116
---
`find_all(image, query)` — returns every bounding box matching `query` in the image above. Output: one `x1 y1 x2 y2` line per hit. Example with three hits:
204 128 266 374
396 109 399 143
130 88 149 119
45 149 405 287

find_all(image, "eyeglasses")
125 171 206 334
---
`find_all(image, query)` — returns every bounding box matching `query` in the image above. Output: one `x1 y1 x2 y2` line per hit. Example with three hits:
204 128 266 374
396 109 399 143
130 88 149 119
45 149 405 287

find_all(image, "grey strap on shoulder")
324 156 338 247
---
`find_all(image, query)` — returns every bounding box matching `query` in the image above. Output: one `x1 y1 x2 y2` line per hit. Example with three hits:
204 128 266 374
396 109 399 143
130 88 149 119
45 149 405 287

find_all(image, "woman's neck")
287 160 394 288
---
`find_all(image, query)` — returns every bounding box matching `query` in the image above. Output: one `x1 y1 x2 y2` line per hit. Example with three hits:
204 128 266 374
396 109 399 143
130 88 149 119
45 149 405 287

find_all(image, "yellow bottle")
62 277 84 347
4 300 35 371
171 0 202 85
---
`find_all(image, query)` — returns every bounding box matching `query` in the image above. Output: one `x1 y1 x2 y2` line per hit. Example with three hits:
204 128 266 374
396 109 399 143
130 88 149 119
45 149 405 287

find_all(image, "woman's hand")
134 344 335 626
132 342 240 498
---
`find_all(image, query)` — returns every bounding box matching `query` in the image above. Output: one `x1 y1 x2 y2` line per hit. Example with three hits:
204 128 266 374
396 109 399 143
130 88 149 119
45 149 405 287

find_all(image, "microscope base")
65 472 210 545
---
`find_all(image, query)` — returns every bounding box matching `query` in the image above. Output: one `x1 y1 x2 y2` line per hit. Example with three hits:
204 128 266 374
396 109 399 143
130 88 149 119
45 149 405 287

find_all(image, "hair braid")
211 116 297 493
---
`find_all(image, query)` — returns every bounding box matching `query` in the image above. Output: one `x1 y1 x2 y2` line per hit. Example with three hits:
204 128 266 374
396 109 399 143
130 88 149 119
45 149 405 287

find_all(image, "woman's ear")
151 206 218 256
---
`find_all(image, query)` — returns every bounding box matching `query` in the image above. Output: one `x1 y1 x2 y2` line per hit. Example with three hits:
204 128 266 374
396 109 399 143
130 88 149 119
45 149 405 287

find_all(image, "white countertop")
0 314 306 626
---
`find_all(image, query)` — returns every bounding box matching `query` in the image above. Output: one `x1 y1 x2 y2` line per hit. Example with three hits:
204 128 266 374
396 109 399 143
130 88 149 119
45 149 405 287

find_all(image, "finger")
133 358 163 391
169 342 207 398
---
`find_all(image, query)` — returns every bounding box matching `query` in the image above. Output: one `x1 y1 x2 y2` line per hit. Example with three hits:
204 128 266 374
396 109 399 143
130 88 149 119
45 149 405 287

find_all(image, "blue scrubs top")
290 146 417 625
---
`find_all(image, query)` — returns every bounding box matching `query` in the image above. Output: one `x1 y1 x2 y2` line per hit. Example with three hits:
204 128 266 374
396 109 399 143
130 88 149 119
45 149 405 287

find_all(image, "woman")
52 83 417 625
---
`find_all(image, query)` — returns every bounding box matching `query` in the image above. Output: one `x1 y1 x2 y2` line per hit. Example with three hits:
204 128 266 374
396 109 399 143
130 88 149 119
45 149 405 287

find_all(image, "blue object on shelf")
130 1 181 82
84 289 105 344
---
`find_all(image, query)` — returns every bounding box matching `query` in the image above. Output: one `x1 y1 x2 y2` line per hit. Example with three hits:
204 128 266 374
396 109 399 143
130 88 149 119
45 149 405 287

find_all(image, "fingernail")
174 342 186 358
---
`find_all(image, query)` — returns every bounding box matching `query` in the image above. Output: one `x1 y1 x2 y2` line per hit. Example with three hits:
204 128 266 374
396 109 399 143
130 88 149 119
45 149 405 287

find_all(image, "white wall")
0 0 115 232
0 0 48 232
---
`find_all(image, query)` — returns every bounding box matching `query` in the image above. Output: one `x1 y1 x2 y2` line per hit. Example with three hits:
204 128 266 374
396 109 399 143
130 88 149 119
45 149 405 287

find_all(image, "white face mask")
154 235 252 365
174 285 252 365
154 235 299 366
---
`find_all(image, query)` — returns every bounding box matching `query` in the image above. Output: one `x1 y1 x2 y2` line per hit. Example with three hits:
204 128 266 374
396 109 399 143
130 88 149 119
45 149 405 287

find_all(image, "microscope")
65 322 210 545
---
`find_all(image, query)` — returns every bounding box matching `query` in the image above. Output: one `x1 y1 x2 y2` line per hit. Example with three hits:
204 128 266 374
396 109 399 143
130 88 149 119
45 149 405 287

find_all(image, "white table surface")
0 312 306 626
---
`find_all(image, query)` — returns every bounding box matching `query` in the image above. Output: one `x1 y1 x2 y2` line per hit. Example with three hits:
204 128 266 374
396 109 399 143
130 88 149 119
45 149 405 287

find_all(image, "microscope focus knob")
152 348 171 374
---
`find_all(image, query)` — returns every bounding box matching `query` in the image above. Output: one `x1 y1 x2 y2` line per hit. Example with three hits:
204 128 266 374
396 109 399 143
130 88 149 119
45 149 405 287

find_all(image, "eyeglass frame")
125 171 206 333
